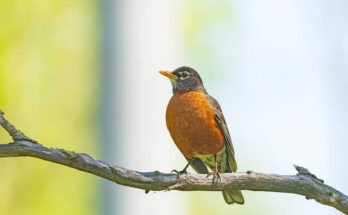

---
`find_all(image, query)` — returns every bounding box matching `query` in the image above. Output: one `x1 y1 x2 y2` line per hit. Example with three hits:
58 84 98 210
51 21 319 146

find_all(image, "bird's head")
159 66 206 93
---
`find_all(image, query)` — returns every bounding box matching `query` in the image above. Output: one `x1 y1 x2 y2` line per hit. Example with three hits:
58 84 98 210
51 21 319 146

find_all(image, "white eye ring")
179 71 190 80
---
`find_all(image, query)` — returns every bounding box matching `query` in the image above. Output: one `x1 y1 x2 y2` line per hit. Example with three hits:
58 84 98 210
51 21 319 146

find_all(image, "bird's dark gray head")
159 66 206 93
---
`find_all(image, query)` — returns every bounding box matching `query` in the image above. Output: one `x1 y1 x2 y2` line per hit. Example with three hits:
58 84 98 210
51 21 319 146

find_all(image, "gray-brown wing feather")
206 95 244 204
206 95 237 172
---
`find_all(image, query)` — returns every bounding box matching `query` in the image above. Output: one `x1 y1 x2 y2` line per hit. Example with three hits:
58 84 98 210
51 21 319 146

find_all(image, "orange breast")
166 91 224 159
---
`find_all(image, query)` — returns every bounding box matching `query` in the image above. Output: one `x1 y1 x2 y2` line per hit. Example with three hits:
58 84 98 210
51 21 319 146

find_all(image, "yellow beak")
159 70 177 80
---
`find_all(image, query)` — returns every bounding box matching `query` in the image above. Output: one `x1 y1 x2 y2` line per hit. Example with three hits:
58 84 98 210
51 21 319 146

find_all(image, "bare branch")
0 111 348 214
0 111 37 143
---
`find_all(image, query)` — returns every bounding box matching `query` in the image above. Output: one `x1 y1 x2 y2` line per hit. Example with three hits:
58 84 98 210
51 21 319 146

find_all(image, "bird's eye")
180 71 190 80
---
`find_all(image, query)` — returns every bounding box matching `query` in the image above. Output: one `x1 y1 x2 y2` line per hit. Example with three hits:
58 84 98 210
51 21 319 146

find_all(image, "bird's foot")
206 167 221 183
171 169 188 178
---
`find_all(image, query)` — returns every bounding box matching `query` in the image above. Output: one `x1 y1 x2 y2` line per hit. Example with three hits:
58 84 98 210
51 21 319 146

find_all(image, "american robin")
159 66 244 205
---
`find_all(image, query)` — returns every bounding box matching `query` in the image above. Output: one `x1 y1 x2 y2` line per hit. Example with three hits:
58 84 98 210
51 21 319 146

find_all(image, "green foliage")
0 1 99 214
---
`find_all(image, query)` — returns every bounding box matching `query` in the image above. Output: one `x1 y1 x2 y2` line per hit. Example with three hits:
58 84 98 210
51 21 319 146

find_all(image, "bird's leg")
206 154 221 183
171 159 193 178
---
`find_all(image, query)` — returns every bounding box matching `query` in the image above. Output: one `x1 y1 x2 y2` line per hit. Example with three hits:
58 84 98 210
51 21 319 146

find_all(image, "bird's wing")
206 95 238 172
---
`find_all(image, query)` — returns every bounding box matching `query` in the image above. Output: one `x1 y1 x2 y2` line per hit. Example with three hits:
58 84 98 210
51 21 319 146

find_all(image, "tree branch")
1 111 348 214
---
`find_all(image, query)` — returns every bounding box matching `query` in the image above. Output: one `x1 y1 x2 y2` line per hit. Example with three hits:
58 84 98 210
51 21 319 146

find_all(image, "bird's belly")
199 148 228 172
166 92 224 159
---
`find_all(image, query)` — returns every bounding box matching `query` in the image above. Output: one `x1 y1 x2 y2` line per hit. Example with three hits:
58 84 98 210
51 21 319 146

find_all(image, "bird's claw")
171 169 188 178
206 170 221 183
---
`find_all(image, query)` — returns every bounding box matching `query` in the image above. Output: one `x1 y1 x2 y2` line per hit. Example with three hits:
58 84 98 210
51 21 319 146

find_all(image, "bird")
159 66 244 205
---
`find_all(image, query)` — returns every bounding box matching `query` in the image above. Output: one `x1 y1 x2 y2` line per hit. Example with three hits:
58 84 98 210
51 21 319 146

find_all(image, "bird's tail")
222 190 244 204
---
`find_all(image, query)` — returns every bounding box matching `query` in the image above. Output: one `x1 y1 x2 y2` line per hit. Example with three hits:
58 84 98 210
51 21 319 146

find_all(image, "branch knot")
294 165 324 183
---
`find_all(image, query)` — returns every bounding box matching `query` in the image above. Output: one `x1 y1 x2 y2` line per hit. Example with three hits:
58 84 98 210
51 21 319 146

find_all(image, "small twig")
0 110 37 143
0 111 347 214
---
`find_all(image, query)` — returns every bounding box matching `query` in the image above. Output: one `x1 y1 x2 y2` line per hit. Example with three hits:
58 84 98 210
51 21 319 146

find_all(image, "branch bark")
1 111 348 214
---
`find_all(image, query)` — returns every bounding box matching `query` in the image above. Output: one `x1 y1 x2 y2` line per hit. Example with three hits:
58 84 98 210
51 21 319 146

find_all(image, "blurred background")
0 0 347 215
